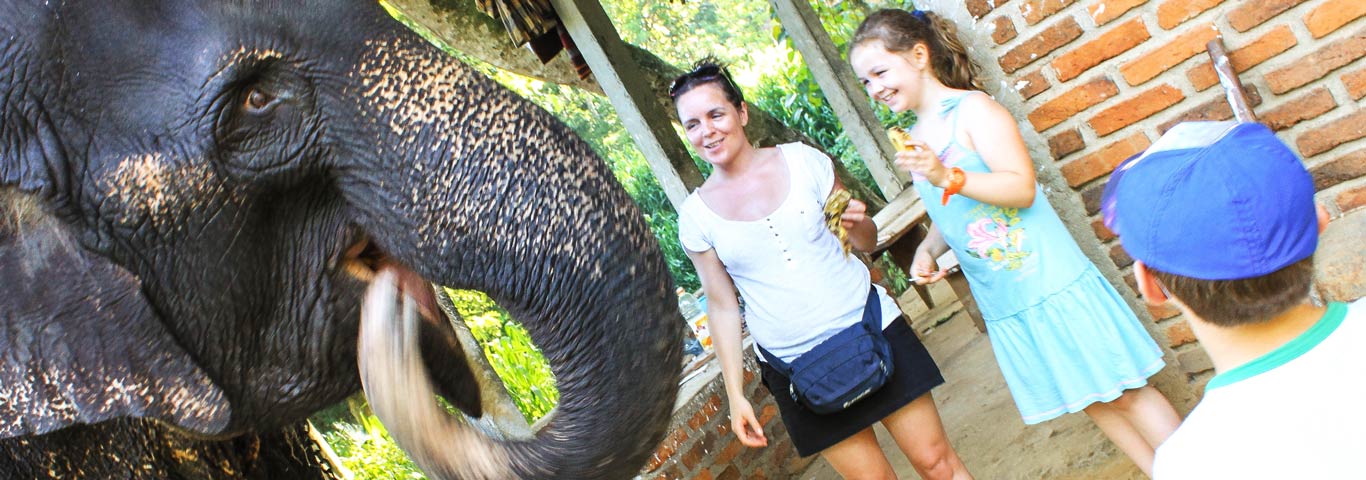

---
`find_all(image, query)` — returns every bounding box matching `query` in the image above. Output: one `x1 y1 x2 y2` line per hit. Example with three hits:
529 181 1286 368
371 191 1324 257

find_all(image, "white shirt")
677 142 901 362
1153 298 1366 479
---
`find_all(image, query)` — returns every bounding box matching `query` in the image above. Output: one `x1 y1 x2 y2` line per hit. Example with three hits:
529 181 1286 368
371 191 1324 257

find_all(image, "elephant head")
0 0 683 478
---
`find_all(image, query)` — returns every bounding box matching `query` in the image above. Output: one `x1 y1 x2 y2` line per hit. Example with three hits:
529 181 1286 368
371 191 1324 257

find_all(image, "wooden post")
549 0 703 207
433 288 534 440
767 0 912 200
1206 38 1258 123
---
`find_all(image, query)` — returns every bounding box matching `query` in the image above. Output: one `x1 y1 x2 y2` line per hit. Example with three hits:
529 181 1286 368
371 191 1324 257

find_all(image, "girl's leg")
880 393 973 480
819 427 898 480
1083 386 1181 476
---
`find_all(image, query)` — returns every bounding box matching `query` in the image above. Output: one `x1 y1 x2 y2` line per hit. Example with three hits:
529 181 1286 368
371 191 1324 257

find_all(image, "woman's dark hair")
851 9 983 91
668 56 745 108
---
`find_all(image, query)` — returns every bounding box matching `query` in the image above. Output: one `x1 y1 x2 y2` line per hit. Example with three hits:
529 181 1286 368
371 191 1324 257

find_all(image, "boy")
1102 121 1365 479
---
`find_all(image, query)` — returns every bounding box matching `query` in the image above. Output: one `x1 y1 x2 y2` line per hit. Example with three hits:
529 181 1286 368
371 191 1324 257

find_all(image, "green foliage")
445 289 559 423
313 398 426 479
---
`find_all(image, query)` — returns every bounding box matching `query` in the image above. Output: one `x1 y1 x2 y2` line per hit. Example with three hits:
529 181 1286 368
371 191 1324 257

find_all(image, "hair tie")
911 9 928 22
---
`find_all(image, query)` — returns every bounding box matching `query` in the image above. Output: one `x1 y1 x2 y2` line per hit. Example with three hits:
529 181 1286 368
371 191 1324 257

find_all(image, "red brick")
687 394 723 430
1089 84 1185 136
1305 0 1366 39
1337 184 1366 212
1015 68 1052 100
1297 108 1366 157
1021 0 1076 25
1081 177 1106 214
1157 85 1263 133
1344 67 1366 100
1157 0 1224 30
1310 148 1366 191
742 366 754 384
1265 26 1366 94
715 420 731 436
758 404 778 426
644 429 690 472
1052 18 1150 82
1049 128 1085 160
967 0 999 19
991 15 1018 45
750 468 768 480
716 466 741 480
1228 0 1309 32
692 469 714 480
1120 22 1220 86
1187 26 1298 91
1150 302 1182 321
1091 218 1117 242
1164 319 1197 346
1060 132 1151 187
653 464 682 480
1109 243 1134 267
713 438 743 465
1088 0 1148 26
1000 17 1085 73
1028 77 1120 132
1261 87 1337 131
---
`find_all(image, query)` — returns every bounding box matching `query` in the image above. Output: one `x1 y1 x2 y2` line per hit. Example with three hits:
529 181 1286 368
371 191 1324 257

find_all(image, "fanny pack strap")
757 285 882 374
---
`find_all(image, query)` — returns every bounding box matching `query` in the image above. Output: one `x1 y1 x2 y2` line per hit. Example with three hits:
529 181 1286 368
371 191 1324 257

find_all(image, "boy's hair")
1150 257 1315 328
668 56 745 108
1103 122 1320 328
850 9 983 91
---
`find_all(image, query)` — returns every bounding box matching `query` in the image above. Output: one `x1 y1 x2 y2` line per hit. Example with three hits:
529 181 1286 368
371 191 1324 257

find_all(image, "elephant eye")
243 88 276 114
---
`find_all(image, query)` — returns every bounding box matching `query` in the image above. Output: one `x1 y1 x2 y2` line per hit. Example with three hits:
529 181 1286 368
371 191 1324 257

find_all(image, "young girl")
848 9 1182 476
671 58 973 480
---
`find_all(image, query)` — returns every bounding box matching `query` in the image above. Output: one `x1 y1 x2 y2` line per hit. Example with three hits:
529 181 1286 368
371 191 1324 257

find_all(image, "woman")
671 58 972 480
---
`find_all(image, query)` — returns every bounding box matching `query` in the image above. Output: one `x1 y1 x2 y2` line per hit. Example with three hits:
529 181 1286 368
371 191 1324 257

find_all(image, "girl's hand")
839 198 868 230
910 247 949 285
894 138 948 186
729 399 768 448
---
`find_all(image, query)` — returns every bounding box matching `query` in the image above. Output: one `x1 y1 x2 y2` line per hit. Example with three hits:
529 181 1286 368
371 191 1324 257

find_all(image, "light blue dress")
912 93 1165 424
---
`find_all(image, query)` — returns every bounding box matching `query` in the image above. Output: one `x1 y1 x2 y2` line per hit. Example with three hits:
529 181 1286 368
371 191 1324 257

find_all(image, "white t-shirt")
677 142 901 362
1153 298 1366 479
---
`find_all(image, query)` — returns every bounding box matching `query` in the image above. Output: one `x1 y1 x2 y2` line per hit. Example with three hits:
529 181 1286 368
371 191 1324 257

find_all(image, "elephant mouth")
342 234 443 324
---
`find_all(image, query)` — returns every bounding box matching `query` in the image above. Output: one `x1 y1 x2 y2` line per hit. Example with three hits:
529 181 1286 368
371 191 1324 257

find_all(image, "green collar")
1206 302 1348 390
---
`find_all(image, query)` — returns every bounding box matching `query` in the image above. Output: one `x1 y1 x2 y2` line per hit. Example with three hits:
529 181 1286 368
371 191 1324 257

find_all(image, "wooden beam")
768 0 912 199
549 0 703 208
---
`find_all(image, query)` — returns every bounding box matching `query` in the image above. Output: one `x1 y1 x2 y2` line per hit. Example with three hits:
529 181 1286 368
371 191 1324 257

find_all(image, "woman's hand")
839 198 868 231
910 246 949 285
729 399 768 448
894 138 948 187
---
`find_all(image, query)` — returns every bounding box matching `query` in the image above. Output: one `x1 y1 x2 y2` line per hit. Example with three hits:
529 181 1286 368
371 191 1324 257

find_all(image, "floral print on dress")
964 205 1031 271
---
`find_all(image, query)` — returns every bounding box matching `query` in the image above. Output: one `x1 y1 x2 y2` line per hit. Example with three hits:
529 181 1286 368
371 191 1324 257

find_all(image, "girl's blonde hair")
851 9 983 92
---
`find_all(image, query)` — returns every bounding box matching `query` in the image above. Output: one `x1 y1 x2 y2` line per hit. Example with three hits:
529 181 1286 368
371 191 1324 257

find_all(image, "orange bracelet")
940 167 966 205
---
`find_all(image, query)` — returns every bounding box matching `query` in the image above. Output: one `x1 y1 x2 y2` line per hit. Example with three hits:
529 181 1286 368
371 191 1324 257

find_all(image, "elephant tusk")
358 267 512 480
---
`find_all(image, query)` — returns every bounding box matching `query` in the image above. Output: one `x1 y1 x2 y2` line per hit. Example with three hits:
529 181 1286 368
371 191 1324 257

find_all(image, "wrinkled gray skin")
0 0 683 478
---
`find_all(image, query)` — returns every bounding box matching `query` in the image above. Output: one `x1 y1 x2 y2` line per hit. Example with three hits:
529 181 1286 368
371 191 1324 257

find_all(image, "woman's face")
851 41 927 114
675 83 749 166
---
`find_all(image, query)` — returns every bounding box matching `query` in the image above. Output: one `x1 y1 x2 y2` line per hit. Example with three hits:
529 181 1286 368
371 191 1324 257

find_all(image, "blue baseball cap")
1101 122 1317 281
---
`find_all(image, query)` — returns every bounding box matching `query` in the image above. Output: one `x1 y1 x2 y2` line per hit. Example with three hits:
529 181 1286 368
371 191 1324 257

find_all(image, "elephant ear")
0 192 231 438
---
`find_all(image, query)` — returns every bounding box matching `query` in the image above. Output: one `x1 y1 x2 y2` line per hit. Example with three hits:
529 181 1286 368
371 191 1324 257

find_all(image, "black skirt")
759 317 945 457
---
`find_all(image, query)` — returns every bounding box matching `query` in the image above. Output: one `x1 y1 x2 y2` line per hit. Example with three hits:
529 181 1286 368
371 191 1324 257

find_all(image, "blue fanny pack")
759 286 894 414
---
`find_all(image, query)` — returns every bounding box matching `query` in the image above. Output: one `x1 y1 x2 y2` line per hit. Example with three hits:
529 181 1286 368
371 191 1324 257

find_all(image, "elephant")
0 0 685 478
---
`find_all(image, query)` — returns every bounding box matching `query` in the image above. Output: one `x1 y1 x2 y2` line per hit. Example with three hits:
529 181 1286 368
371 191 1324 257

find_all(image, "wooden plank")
872 187 928 250
550 0 703 207
768 0 913 199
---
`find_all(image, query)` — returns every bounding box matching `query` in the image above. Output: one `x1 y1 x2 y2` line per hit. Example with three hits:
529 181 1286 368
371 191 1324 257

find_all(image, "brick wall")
967 0 1365 387
637 349 816 480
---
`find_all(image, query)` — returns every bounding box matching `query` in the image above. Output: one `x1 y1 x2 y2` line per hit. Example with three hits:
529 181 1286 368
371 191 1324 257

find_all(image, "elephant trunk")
343 33 683 479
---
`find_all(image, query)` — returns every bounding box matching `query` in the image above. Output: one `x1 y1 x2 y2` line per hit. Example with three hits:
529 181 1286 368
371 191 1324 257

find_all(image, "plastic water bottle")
676 287 713 353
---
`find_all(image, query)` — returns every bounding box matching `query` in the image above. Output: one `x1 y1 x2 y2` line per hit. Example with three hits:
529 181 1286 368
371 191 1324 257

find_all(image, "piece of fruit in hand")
823 188 853 256
887 127 914 152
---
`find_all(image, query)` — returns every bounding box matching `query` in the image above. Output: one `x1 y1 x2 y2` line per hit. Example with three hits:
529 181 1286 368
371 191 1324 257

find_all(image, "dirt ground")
798 283 1146 480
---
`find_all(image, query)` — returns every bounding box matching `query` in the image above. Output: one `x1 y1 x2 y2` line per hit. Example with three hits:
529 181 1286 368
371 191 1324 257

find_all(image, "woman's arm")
685 248 768 447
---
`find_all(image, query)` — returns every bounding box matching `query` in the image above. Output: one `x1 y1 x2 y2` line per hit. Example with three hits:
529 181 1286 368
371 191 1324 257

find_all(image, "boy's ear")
1133 261 1169 305
1316 203 1329 234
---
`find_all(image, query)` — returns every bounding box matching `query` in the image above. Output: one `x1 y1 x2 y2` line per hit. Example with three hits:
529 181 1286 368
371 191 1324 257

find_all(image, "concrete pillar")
768 0 912 199
549 0 703 207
